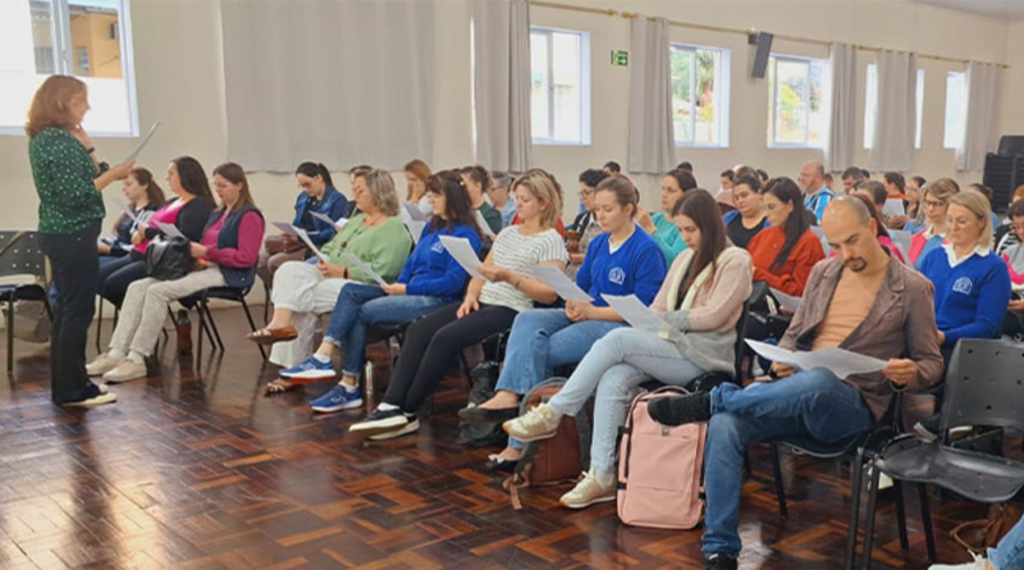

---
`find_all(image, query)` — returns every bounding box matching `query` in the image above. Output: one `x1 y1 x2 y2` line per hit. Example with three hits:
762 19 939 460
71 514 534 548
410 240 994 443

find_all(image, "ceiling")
906 0 1024 21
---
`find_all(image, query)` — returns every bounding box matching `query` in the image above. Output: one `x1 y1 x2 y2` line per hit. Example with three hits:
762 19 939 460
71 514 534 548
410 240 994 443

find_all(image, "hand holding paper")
293 227 329 262
154 221 184 240
601 294 673 336
769 288 801 313
440 235 485 280
744 340 888 379
339 252 387 286
535 265 593 302
272 221 299 236
311 211 347 229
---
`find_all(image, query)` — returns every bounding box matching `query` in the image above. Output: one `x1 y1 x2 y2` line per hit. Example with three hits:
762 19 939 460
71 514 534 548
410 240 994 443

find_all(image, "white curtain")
824 43 856 173
627 17 674 175
870 51 918 172
220 1 435 172
956 61 1002 172
472 0 532 172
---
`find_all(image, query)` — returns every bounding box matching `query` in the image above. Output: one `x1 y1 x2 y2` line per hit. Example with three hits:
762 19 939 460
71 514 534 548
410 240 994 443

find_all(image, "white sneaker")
559 469 617 509
86 354 124 376
503 403 562 443
928 550 989 569
60 391 117 408
102 359 147 383
368 418 420 441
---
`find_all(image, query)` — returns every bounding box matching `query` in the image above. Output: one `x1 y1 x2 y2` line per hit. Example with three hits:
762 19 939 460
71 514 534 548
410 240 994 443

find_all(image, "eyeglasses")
923 199 947 209
578 189 593 198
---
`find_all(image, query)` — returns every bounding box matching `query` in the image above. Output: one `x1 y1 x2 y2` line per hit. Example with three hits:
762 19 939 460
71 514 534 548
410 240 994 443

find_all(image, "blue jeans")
548 328 706 473
497 309 624 450
702 368 876 557
991 511 1024 569
322 283 446 377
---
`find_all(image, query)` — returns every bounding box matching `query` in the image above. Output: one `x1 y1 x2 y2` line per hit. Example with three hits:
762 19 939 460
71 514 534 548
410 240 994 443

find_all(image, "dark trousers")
40 222 102 404
384 302 517 413
98 253 146 308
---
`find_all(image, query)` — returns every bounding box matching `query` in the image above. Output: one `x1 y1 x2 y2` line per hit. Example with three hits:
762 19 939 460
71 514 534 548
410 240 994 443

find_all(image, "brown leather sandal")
247 326 298 345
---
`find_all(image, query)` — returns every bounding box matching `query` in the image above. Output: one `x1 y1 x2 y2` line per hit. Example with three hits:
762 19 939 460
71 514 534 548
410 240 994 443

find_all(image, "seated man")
648 196 944 570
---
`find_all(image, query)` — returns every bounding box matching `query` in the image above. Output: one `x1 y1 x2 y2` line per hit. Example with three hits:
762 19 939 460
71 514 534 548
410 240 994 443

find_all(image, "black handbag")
145 237 194 281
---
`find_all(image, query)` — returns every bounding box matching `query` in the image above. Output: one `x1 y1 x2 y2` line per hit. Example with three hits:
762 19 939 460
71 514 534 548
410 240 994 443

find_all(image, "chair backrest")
939 339 1024 437
0 231 48 283
732 282 767 381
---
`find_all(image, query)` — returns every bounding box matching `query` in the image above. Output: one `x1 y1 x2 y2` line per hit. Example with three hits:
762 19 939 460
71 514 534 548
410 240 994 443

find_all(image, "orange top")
748 226 826 297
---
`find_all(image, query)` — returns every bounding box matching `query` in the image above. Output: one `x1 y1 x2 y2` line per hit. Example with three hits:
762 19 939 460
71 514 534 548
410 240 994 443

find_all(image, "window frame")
767 54 827 149
529 25 591 146
863 65 925 150
670 42 731 149
944 71 967 150
0 0 139 137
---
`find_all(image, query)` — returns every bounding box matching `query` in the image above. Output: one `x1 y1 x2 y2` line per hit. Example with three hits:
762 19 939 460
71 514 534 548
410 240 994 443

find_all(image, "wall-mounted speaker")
749 32 774 79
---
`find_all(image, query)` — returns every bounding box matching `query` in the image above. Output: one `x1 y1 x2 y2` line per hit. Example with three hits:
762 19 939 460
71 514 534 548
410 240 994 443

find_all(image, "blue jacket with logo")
397 222 482 303
577 226 667 307
919 246 1011 348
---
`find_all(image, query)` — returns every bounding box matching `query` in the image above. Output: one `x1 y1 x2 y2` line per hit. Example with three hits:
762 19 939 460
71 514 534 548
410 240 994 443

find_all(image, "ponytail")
295 161 334 189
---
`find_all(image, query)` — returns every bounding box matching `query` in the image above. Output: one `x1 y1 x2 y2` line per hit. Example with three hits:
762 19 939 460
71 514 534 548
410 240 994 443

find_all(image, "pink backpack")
617 386 707 529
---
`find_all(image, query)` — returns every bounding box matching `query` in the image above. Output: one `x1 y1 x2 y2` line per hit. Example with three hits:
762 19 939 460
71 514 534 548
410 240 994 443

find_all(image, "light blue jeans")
702 368 875 557
497 309 624 450
548 328 706 474
991 512 1024 570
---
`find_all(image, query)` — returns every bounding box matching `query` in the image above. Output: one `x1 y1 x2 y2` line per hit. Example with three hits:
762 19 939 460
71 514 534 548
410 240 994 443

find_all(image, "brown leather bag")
950 503 1024 554
264 234 305 255
502 379 589 510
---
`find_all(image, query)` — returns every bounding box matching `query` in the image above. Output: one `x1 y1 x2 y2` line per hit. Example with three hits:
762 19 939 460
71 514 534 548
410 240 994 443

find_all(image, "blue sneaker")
310 384 364 413
280 356 336 380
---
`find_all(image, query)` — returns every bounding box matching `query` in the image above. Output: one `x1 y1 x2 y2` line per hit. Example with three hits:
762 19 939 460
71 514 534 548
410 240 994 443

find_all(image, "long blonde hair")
25 75 87 138
513 169 563 230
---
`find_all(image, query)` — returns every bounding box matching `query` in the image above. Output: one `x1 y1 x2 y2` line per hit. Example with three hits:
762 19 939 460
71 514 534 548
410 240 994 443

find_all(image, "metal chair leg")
770 442 788 518
859 465 883 570
7 297 14 373
262 281 271 325
196 299 205 364
95 295 103 352
845 449 866 570
893 480 909 551
919 483 937 562
203 302 224 350
240 298 266 360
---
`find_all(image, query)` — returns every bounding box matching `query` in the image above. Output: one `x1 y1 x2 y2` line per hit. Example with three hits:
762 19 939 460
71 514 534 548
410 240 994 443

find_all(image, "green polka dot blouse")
29 126 106 234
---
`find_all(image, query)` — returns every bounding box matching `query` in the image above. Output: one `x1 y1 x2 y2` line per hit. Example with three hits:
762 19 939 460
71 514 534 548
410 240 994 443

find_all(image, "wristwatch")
86 146 96 154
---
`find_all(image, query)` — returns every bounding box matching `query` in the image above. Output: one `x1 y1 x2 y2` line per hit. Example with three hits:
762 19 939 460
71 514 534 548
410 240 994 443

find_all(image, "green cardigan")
321 214 412 284
28 127 106 234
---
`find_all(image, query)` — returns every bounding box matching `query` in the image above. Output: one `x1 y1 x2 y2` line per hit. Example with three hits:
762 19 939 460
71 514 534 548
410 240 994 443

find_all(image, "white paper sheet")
272 221 299 236
338 252 387 286
601 294 674 336
154 221 184 240
311 211 347 229
124 121 161 163
439 235 485 280
474 210 496 238
745 339 889 379
405 220 427 244
890 229 913 253
293 226 329 262
769 288 801 313
404 202 429 222
534 265 593 302
882 199 906 219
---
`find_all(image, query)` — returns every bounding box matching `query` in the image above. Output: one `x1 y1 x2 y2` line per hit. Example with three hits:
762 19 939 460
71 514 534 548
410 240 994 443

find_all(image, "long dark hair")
459 165 492 194
131 167 166 209
672 189 728 295
761 177 811 272
427 170 483 238
172 156 214 202
850 193 890 239
295 161 334 188
666 169 699 192
212 162 256 212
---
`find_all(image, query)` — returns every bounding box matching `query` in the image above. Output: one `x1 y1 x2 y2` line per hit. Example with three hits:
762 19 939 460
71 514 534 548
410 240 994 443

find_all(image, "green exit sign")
611 50 629 66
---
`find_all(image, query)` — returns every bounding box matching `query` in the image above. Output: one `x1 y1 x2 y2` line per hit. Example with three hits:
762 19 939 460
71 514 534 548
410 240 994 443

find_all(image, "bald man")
799 160 834 224
649 197 943 570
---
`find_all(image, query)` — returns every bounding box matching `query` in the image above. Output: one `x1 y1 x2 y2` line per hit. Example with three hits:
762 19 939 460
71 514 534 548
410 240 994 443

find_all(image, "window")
944 71 966 149
670 44 730 147
864 66 925 149
767 55 828 148
530 26 591 145
0 0 138 136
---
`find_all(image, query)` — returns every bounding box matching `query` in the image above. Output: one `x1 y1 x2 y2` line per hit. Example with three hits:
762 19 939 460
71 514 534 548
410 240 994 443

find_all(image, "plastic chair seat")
876 436 1024 503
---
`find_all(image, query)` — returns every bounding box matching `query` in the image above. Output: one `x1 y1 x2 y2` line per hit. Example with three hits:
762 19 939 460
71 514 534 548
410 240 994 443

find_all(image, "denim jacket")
292 185 348 246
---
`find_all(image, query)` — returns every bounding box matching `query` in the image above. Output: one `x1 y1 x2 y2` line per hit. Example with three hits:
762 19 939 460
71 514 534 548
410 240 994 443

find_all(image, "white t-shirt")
479 225 569 312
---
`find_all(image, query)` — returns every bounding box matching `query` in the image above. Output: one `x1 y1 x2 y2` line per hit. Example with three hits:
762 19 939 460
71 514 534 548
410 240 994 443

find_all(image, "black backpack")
457 362 508 448
146 237 194 281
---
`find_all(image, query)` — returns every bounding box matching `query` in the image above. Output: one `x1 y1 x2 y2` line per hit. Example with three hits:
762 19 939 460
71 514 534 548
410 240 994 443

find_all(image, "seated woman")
86 163 265 382
747 177 826 297
503 189 753 508
263 170 483 398
99 167 165 264
459 175 668 469
257 162 348 285
847 192 908 263
488 171 517 228
348 169 569 440
722 174 766 249
909 178 960 269
637 169 698 264
1001 199 1024 341
902 175 925 234
404 159 433 217
251 169 413 368
98 157 216 308
460 165 503 236
566 168 608 277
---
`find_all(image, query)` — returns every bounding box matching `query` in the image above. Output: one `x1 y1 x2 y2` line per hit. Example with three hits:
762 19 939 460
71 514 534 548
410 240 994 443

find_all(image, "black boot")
647 391 712 426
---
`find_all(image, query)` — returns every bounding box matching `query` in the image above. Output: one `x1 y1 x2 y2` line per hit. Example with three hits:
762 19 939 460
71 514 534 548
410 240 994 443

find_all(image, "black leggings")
384 302 517 413
98 252 147 307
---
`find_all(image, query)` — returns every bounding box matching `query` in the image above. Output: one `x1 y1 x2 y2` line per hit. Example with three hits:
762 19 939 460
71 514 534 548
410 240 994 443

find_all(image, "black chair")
861 339 1024 569
183 286 266 362
0 231 53 374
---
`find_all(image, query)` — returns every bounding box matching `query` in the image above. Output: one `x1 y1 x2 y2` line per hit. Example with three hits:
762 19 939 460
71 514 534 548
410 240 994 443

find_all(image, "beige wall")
0 0 1019 233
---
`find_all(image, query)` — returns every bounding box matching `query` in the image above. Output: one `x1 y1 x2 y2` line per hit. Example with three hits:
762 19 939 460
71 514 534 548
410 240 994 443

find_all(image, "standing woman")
26 76 132 407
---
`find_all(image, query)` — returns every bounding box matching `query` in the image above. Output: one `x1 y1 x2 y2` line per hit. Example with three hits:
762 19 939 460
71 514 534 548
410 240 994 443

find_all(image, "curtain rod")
528 0 1010 69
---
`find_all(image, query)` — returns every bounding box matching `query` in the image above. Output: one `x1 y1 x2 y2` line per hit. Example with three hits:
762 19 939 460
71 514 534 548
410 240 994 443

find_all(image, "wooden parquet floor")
0 306 1006 569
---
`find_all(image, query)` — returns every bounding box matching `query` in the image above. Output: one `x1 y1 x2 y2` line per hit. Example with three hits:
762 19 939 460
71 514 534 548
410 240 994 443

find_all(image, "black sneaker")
705 553 738 570
349 408 408 436
647 392 712 426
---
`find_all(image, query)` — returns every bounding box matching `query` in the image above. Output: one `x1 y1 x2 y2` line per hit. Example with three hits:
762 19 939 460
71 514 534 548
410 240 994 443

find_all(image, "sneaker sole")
311 399 364 413
501 423 558 443
349 416 409 436
368 421 420 441
280 369 336 380
559 494 616 509
103 372 147 384
61 393 118 408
